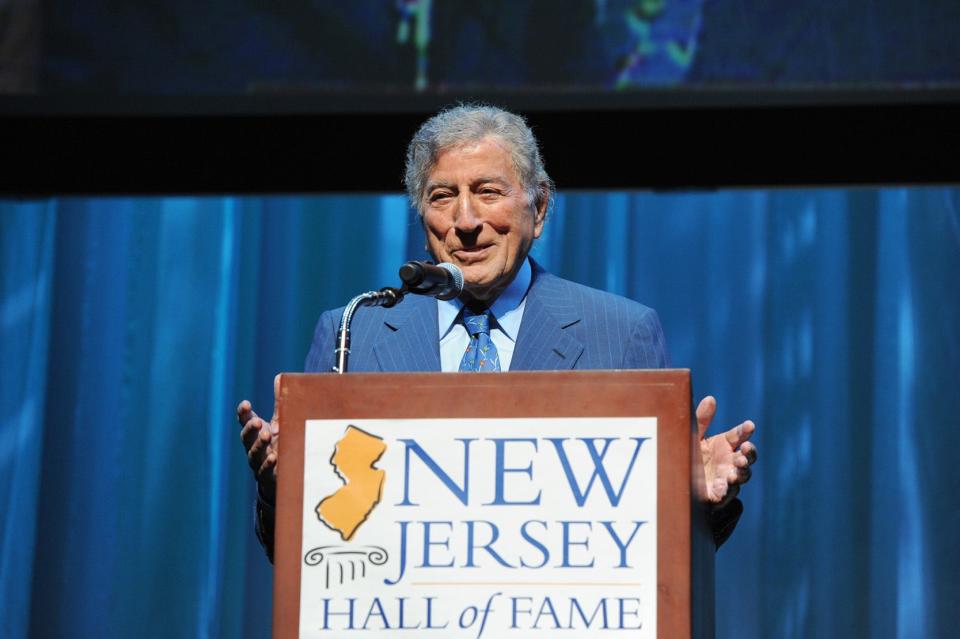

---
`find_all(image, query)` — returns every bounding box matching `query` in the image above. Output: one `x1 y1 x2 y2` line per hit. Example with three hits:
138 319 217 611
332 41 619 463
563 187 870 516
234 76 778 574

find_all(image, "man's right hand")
237 375 280 503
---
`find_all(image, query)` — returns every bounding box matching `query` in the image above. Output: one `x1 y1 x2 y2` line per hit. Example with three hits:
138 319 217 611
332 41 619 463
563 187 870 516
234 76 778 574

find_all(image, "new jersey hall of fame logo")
300 417 658 638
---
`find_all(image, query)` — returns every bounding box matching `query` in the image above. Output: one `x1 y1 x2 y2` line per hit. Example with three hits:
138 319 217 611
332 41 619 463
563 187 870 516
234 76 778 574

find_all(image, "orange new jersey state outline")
316 426 387 541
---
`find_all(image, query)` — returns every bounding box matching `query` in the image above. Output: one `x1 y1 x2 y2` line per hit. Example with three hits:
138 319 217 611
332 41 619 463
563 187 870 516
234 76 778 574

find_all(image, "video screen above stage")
12 0 960 97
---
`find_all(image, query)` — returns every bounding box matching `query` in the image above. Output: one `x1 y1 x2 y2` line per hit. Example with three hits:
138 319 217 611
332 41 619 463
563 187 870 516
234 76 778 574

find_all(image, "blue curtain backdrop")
2 187 958 639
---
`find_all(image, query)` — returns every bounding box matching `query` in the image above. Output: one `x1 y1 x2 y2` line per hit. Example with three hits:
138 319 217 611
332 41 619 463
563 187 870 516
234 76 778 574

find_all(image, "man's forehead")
427 136 518 184
439 135 511 157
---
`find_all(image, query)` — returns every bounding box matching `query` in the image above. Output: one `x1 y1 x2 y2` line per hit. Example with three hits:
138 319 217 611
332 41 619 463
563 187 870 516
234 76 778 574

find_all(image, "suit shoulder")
530 269 669 368
535 270 659 320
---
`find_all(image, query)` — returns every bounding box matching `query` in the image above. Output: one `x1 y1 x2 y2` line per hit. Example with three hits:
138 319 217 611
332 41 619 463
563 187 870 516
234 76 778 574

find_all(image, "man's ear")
418 211 436 259
417 207 428 236
533 188 549 238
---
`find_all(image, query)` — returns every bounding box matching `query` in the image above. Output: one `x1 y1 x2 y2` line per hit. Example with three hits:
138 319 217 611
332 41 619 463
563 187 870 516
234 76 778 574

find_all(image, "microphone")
398 261 464 301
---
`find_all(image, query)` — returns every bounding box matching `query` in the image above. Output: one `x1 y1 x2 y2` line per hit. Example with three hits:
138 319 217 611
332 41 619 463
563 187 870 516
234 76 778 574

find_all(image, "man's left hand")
696 395 757 508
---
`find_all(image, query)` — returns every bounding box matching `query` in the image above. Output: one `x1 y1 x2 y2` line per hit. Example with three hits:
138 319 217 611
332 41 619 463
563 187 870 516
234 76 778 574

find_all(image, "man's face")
421 136 546 303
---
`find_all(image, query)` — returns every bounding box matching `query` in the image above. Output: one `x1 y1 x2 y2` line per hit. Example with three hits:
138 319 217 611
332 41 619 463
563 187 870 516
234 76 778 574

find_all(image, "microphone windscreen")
437 262 464 296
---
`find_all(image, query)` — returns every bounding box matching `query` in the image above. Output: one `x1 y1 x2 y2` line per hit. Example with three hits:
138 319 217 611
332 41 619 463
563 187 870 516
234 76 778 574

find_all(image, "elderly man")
238 104 757 562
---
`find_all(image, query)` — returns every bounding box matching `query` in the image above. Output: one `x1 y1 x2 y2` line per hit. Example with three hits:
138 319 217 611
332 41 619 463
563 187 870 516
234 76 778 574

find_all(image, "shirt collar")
437 258 532 342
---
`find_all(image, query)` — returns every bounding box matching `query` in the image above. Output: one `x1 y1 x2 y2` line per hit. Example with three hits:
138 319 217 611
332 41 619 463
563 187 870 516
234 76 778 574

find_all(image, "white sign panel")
299 417 657 638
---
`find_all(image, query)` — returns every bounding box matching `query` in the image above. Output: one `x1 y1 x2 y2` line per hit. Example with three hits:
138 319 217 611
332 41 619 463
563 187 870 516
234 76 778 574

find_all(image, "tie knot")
463 309 492 336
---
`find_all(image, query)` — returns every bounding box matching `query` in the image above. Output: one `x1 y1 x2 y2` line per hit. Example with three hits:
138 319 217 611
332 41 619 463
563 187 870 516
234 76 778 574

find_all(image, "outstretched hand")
237 375 281 503
696 395 757 508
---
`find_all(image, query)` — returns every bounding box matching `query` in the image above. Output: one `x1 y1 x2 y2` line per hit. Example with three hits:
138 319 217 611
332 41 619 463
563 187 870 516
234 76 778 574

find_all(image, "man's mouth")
453 245 492 261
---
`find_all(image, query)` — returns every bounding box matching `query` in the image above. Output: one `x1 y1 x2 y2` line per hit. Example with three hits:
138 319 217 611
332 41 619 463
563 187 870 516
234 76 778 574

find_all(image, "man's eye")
430 192 452 202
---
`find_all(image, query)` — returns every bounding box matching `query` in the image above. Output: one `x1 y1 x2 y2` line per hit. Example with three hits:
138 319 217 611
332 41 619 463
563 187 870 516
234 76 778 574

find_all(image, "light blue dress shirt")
437 259 532 372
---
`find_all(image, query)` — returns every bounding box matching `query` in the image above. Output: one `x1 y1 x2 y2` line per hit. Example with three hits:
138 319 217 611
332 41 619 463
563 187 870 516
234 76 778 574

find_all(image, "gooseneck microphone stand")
334 261 464 374
333 287 405 374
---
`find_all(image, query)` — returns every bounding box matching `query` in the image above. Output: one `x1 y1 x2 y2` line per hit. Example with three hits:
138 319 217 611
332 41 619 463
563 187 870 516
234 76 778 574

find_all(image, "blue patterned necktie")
458 309 501 372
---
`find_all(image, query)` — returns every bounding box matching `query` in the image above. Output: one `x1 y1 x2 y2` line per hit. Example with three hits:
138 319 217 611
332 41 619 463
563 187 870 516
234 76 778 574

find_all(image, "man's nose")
453 193 482 232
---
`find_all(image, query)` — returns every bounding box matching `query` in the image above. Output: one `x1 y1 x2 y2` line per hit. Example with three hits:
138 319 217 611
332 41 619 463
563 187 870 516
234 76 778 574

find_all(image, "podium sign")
274 370 714 639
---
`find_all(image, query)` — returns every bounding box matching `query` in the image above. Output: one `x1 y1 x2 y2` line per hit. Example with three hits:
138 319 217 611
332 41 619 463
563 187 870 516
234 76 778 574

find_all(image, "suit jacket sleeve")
620 307 742 547
254 309 340 562
621 306 671 369
304 309 340 373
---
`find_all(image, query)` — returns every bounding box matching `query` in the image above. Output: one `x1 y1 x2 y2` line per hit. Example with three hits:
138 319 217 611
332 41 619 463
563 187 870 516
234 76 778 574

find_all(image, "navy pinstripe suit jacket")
255 260 741 561
304 259 669 373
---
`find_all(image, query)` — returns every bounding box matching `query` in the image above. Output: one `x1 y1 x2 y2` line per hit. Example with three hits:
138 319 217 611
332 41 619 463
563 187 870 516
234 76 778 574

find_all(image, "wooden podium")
273 370 715 638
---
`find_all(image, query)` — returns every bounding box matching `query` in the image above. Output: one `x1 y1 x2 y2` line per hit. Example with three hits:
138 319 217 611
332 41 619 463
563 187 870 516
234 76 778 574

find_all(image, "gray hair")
404 104 554 216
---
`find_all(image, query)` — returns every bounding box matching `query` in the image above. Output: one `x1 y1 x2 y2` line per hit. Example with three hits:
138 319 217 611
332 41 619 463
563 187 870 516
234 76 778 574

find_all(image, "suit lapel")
373 294 441 372
510 265 584 371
